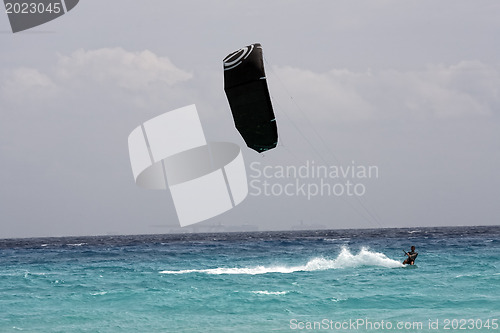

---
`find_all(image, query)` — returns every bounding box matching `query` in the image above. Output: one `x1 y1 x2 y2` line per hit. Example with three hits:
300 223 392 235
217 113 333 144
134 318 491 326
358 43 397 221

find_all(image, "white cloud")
397 61 498 119
55 47 193 90
2 48 497 123
1 48 195 112
270 66 375 121
270 61 499 123
1 48 193 105
1 67 58 104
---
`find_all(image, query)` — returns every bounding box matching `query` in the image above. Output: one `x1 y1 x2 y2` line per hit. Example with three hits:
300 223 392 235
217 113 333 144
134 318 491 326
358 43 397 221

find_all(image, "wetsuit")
405 251 418 264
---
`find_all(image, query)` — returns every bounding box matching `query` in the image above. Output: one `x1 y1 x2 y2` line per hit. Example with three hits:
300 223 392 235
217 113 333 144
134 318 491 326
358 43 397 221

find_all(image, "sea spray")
159 247 403 275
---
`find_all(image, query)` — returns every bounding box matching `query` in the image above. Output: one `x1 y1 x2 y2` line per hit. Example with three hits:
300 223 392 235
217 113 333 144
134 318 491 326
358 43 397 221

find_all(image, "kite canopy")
223 43 278 153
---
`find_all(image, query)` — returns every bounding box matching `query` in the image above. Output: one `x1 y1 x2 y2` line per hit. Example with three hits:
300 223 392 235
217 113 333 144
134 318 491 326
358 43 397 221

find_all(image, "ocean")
1 226 499 332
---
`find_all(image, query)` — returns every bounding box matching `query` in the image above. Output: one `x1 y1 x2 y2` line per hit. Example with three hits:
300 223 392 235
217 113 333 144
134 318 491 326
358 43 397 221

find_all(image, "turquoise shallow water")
1 226 499 332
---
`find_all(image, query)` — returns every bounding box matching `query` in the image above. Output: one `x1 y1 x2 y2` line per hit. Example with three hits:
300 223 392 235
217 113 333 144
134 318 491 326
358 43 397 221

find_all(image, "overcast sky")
1 1 499 238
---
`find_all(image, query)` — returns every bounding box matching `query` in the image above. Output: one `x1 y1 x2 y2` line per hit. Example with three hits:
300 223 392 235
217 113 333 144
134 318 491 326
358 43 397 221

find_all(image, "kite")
223 43 278 153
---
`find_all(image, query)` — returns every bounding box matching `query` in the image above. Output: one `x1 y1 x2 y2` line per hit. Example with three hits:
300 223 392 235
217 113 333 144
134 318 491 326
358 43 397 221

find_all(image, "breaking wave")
159 247 403 275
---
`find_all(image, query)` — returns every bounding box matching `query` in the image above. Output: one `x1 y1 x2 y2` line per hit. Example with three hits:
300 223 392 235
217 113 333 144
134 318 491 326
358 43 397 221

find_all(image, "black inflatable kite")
223 43 278 153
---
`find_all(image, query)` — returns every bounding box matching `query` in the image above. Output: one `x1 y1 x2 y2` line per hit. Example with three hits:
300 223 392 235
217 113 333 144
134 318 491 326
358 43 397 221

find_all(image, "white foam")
330 297 346 302
252 290 288 295
159 247 403 275
24 271 47 277
330 247 404 269
159 266 298 275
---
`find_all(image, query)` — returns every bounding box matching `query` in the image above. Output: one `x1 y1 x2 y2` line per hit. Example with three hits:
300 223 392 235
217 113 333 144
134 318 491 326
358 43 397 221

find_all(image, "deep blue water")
1 226 499 332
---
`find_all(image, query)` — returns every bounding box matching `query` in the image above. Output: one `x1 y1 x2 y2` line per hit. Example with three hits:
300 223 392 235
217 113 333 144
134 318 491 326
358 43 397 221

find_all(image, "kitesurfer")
403 246 418 265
